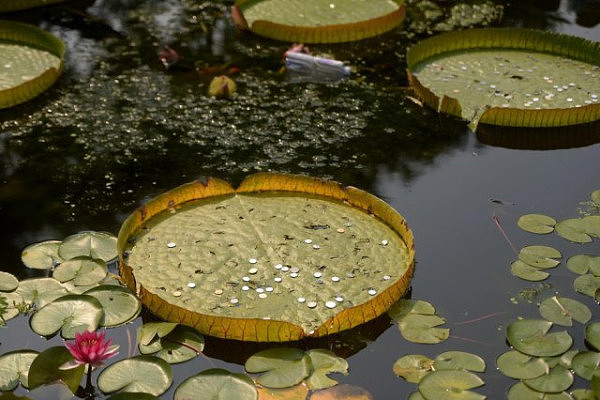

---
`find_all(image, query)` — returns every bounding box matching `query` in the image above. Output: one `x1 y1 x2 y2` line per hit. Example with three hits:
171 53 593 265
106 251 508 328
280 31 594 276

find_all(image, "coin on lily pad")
119 173 414 342
407 28 600 131
174 368 257 400
0 20 65 109
234 0 406 43
21 240 62 270
0 350 38 391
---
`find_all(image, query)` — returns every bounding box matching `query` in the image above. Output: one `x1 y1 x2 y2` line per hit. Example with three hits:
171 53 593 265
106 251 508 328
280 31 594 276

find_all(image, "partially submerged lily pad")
585 322 600 351
573 274 600 299
0 20 65 109
119 173 415 342
234 0 406 43
407 28 600 131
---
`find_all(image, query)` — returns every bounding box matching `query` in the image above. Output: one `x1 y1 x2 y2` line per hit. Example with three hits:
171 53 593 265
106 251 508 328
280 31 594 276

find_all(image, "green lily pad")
393 354 434 383
0 291 24 322
574 274 600 298
139 325 204 364
398 314 450 344
518 214 557 234
138 322 178 346
245 348 312 389
408 392 426 400
506 319 573 357
572 351 600 380
105 393 159 400
543 349 579 369
433 351 485 373
582 216 600 238
388 299 436 320
119 173 415 342
59 231 118 262
0 20 65 109
52 257 107 286
0 0 65 12
27 347 84 394
507 382 572 400
174 368 257 400
20 240 62 270
592 190 600 207
539 296 591 326
587 322 600 351
418 370 485 400
84 285 141 327
511 260 549 281
518 246 561 269
523 365 573 393
16 278 67 308
496 350 548 380
29 294 104 338
97 355 172 396
572 389 595 400
305 349 348 390
235 0 406 43
407 28 600 130
555 218 594 243
0 272 18 292
567 255 600 275
0 350 38 391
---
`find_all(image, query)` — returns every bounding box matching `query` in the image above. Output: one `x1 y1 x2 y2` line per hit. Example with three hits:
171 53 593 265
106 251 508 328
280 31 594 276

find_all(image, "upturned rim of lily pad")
0 20 65 109
407 28 600 130
118 172 415 342
233 0 406 43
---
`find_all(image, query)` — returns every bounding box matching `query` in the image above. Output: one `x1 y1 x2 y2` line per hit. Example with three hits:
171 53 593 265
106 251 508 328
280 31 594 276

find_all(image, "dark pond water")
1 0 599 398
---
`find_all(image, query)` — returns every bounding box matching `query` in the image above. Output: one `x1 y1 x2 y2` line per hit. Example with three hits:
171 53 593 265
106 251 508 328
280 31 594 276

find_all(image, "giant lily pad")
0 350 38 391
506 319 573 357
97 356 172 396
0 20 64 109
118 173 415 342
234 0 406 43
29 294 104 338
174 369 257 400
407 28 600 131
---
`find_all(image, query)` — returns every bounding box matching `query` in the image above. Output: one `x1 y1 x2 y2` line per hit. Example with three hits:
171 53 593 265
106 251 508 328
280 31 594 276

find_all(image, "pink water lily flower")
61 330 119 370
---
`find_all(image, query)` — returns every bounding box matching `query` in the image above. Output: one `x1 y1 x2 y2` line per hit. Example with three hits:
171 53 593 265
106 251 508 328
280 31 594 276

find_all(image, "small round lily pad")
21 240 62 270
418 370 485 400
244 347 311 389
518 246 561 269
97 356 172 396
433 351 485 373
0 350 38 391
506 319 573 357
52 257 107 286
522 365 573 393
572 351 600 380
393 354 433 383
511 260 549 281
574 274 600 298
507 381 572 400
586 322 600 351
496 350 548 380
592 190 600 207
138 325 204 364
0 272 18 292
567 254 600 275
539 296 591 326
59 231 118 262
174 368 257 400
84 285 141 327
305 349 348 390
29 294 104 338
518 214 557 234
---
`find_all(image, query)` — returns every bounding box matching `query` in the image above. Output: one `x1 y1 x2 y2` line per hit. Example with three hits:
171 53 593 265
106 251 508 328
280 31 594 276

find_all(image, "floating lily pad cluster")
119 173 415 342
0 20 65 109
407 28 600 130
233 0 406 43
0 231 141 337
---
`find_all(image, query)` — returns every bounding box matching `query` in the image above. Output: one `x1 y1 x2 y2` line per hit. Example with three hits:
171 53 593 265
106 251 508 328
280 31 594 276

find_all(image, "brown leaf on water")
309 384 373 400
258 382 309 400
